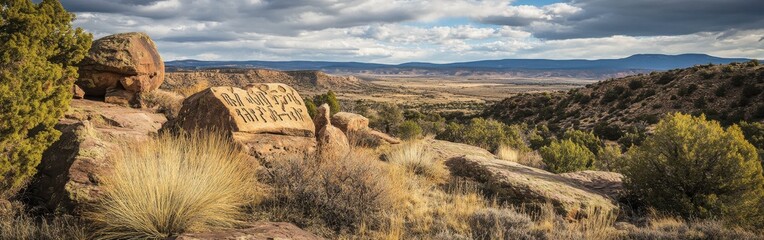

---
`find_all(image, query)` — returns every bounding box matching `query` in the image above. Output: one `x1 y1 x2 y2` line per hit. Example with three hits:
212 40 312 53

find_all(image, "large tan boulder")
174 84 315 137
174 222 323 240
26 99 166 213
331 112 369 133
317 125 351 161
446 155 618 218
424 139 494 162
233 132 316 166
76 32 164 103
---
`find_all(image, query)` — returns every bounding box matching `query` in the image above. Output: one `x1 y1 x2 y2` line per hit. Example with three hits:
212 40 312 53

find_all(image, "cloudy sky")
61 0 764 63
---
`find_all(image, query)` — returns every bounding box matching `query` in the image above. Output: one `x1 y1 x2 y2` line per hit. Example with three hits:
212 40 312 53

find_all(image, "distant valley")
166 54 752 79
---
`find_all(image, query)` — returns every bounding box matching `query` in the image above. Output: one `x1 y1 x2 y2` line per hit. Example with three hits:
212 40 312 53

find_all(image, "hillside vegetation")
484 61 764 140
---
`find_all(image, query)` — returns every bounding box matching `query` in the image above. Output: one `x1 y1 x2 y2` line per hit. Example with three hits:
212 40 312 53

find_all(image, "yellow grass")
496 144 546 169
87 132 258 239
386 141 449 185
176 80 210 97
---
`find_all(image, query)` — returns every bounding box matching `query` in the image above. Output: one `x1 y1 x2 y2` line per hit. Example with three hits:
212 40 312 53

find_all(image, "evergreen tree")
0 0 92 196
624 113 764 228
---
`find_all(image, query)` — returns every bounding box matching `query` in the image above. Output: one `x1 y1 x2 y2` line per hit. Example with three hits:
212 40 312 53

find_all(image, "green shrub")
370 103 404 134
313 90 340 114
678 84 698 96
304 98 318 118
714 85 727 97
539 139 595 173
397 120 423 140
739 121 764 167
436 118 528 152
628 80 644 90
562 129 602 154
0 0 92 196
593 123 623 141
624 113 764 228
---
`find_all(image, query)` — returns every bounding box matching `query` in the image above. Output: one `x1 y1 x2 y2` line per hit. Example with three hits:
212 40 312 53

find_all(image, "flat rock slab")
559 170 624 200
446 155 617 218
425 139 495 162
172 222 323 240
27 99 167 213
176 84 314 137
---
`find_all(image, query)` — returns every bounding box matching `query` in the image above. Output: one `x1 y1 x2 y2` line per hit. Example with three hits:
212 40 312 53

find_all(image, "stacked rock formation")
331 112 401 146
314 104 350 160
76 32 164 105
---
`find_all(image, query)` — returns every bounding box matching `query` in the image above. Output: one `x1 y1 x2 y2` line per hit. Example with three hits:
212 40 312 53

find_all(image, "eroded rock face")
172 222 323 240
446 155 618 218
559 171 625 200
76 32 164 104
26 99 166 213
233 132 316 167
175 84 315 137
331 112 369 133
313 104 331 133
317 125 350 160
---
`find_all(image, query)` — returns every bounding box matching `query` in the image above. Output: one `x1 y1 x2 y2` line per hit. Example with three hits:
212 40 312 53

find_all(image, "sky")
60 0 764 63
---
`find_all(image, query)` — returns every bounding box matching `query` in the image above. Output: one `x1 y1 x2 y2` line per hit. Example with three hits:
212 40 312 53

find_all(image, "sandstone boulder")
317 125 351 160
446 155 617 218
559 171 625 200
313 104 331 132
25 99 166 213
76 32 164 103
172 222 323 240
331 112 369 133
72 85 85 99
174 84 315 137
233 132 316 167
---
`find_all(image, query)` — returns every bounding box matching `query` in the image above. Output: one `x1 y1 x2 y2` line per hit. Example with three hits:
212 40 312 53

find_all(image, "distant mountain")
166 54 752 75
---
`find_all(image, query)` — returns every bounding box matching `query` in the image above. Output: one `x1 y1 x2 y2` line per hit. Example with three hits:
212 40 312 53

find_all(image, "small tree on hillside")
539 139 595 173
624 113 764 228
304 98 317 118
312 90 340 114
397 120 422 140
0 0 92 196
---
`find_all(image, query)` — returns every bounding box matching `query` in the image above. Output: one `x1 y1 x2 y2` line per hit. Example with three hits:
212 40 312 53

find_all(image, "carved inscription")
209 84 314 136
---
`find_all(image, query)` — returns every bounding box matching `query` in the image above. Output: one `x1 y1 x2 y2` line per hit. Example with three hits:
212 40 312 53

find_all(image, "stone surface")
331 112 369 133
104 88 137 106
76 32 164 97
446 155 618 218
424 139 494 162
25 99 166 213
313 104 331 134
175 84 314 137
72 85 85 99
233 132 316 167
560 171 625 200
172 222 323 240
317 125 351 160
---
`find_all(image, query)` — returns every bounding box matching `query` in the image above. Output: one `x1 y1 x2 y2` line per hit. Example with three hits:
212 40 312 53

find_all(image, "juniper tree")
0 0 92 196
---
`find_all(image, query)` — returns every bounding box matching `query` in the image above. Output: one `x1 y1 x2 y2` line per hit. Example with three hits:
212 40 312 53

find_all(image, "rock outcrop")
172 222 323 240
560 171 625 200
313 104 331 132
330 112 400 146
174 84 315 137
424 138 495 162
171 84 317 164
315 105 350 160
446 155 618 218
76 32 164 105
26 99 166 213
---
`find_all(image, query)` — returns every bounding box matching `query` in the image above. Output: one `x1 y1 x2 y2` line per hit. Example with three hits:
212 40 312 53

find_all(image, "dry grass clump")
468 207 543 240
140 89 185 119
176 79 210 97
0 201 88 240
87 132 258 240
258 150 401 236
496 144 546 169
386 141 449 185
623 216 763 240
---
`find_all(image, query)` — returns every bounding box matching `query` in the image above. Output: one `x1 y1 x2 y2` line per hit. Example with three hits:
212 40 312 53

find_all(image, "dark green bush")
304 98 318 118
678 84 698 96
312 90 340 114
624 113 764 228
436 118 528 152
540 139 595 173
562 129 602 154
397 120 422 140
629 80 644 90
0 0 92 196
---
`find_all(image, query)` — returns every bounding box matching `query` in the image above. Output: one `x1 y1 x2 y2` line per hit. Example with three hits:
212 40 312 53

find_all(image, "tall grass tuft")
386 141 449 185
87 132 258 239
